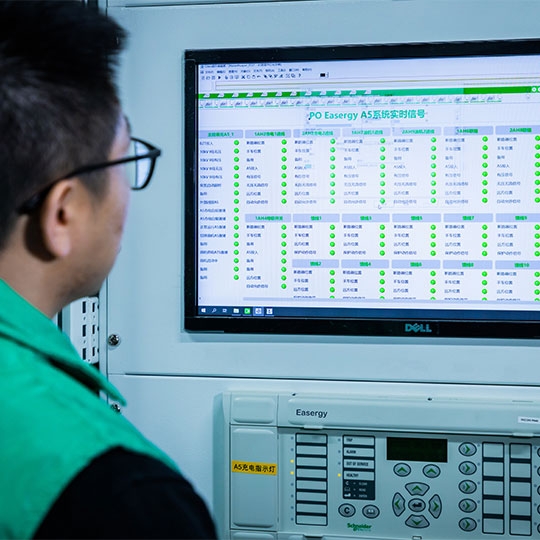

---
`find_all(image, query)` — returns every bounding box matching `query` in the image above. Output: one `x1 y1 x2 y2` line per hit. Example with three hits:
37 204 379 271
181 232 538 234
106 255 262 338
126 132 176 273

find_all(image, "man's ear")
39 179 82 258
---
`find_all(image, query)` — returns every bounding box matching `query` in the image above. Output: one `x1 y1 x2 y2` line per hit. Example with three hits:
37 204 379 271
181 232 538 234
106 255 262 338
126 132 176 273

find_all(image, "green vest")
0 280 178 539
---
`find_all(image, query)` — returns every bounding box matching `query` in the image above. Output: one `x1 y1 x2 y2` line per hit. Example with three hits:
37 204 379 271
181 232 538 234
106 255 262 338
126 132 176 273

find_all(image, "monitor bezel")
184 39 540 338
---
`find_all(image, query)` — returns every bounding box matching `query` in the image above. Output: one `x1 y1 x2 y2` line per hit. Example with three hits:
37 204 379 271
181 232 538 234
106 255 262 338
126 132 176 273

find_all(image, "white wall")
105 0 540 516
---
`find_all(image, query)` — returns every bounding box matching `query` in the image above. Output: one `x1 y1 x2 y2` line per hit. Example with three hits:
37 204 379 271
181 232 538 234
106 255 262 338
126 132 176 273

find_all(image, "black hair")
0 0 127 248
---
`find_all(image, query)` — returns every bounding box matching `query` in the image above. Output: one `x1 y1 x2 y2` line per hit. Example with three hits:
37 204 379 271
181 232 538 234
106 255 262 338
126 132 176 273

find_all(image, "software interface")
195 52 540 318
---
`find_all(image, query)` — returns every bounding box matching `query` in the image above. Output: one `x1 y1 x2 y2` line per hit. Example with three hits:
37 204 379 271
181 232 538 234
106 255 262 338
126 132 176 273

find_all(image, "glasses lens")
126 140 153 190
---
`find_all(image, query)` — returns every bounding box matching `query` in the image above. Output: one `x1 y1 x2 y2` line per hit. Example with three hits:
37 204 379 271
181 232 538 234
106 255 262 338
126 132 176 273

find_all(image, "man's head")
0 0 130 315
0 0 127 240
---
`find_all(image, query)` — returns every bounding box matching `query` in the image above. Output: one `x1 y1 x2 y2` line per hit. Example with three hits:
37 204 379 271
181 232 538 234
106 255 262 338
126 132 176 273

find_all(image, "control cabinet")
217 392 540 539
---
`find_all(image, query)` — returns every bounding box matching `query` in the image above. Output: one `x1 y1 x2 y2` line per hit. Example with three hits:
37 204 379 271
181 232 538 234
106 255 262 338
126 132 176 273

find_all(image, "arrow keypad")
393 476 443 528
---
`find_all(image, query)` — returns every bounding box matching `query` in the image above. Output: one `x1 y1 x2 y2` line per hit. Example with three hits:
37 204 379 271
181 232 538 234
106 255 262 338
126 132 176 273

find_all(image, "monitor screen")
184 40 540 338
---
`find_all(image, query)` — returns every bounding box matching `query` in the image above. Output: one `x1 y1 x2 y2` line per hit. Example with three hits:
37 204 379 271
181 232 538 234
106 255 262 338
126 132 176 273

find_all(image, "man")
0 1 216 538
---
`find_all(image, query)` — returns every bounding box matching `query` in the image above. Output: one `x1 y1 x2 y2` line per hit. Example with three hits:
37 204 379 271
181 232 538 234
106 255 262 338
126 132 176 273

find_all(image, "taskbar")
199 306 274 317
197 305 537 321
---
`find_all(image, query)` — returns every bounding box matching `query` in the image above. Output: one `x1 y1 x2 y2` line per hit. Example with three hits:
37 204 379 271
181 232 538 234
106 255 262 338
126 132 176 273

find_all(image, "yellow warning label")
231 460 278 475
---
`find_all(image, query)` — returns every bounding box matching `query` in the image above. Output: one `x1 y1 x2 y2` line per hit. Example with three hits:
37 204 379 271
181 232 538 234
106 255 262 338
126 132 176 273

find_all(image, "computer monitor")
184 40 540 338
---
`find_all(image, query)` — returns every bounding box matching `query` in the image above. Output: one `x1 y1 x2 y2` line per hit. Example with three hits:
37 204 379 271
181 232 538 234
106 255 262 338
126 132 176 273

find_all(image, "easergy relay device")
215 392 540 539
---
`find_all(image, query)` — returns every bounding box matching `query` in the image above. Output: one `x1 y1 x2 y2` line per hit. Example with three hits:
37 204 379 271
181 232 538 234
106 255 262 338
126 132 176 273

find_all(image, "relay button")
392 493 406 517
405 482 429 496
338 503 355 517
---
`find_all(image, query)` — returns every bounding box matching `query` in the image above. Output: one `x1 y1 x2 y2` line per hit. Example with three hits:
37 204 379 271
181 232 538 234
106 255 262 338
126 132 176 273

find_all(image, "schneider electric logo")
347 523 372 533
404 323 432 334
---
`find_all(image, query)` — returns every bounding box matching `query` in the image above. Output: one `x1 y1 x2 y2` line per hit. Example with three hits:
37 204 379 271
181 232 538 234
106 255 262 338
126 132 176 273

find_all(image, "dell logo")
405 323 432 334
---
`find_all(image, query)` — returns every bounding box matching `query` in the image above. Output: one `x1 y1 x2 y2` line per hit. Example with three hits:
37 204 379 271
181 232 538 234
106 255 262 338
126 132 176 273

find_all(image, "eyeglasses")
18 137 161 214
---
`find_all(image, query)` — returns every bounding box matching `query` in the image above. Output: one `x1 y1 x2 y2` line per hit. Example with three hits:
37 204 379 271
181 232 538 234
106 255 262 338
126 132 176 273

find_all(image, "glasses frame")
18 136 161 214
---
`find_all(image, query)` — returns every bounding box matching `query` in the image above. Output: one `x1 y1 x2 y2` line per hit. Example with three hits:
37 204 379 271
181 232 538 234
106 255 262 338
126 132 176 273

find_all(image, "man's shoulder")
35 447 218 539
0 345 184 538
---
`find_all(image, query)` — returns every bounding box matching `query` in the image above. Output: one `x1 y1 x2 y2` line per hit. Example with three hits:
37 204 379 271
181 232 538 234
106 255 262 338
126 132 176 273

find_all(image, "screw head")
108 334 120 347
